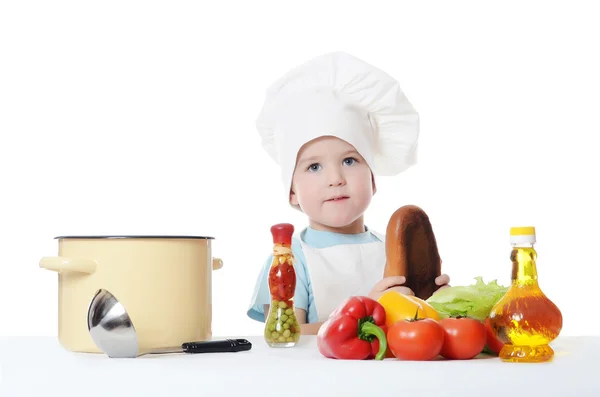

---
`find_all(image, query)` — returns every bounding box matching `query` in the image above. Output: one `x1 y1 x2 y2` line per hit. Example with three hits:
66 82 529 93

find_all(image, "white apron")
298 228 386 323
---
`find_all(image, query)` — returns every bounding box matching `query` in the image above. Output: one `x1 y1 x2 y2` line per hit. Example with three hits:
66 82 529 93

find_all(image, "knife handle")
181 339 252 353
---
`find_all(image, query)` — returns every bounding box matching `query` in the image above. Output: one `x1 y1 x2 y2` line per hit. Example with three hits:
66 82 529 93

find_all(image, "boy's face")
290 136 375 228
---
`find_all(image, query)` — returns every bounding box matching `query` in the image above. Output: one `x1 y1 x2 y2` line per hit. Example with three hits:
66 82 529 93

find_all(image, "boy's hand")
368 276 414 300
433 273 451 294
367 274 451 301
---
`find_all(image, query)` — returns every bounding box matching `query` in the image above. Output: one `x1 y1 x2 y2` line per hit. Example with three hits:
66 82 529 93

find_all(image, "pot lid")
54 235 215 240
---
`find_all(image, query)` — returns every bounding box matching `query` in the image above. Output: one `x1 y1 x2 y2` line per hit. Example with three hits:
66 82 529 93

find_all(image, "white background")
1 0 598 339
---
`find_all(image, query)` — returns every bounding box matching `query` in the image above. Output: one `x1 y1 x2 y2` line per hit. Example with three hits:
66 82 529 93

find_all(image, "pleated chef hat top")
256 51 420 204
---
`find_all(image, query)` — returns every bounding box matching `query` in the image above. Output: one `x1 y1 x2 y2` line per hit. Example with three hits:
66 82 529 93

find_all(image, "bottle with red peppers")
264 223 301 347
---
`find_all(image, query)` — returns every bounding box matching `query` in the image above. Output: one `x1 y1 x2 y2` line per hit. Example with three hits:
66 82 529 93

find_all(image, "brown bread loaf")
383 205 442 300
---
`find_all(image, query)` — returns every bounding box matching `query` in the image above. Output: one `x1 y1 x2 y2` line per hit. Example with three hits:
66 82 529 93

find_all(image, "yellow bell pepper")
377 290 440 330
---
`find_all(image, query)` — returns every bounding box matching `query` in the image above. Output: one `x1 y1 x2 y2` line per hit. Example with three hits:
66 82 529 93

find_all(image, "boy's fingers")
387 286 414 296
376 276 406 290
435 274 450 286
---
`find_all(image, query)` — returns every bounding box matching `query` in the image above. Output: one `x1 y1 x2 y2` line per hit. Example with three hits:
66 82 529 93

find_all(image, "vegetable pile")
317 277 510 361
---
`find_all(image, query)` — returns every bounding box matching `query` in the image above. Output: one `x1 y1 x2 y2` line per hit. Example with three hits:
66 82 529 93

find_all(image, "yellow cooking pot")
40 235 223 353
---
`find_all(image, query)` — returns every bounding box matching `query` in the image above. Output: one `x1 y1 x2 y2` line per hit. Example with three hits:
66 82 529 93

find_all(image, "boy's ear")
290 189 299 206
371 173 377 195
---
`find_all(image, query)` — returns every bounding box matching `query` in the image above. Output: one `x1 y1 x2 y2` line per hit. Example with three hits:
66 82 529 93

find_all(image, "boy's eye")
307 163 321 172
343 157 357 166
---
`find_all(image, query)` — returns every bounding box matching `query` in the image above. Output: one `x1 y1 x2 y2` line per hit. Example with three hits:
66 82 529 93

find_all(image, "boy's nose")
328 171 346 187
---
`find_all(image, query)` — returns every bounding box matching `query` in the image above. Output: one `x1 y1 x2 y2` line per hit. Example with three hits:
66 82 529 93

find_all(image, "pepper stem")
359 321 388 361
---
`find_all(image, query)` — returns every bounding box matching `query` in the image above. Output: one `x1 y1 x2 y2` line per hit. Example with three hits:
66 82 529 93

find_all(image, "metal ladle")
87 289 251 358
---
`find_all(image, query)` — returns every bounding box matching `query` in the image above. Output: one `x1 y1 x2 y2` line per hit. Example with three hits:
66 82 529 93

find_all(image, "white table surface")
1 335 599 396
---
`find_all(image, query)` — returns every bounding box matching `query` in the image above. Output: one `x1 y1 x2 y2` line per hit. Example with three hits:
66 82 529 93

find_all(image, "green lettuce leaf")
425 276 509 321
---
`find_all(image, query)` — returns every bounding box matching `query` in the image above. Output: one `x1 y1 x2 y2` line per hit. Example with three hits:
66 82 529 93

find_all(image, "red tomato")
438 317 487 360
387 318 444 361
484 317 505 354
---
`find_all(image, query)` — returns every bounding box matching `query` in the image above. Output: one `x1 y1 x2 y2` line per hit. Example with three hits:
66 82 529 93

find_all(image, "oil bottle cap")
510 226 536 244
271 223 294 245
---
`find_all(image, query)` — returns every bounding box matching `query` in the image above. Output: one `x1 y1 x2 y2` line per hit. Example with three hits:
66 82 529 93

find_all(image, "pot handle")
212 257 223 270
39 256 97 274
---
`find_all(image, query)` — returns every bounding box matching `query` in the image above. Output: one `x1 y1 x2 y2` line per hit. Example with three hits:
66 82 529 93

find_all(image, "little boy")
247 52 450 335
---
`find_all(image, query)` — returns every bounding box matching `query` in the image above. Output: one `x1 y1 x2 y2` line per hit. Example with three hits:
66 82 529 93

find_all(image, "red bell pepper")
317 296 388 360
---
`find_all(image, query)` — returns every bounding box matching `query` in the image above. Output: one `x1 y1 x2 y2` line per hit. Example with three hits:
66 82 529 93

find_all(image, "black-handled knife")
146 339 252 355
181 339 252 353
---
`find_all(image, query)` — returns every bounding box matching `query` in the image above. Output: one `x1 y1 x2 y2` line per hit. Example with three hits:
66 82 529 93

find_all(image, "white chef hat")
256 51 419 205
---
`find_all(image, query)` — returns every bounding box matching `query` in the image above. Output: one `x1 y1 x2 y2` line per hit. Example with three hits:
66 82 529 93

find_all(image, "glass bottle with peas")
264 223 301 348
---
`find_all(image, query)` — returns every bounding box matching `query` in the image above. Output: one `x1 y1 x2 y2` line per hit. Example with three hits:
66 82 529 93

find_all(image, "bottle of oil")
488 226 563 362
264 223 301 348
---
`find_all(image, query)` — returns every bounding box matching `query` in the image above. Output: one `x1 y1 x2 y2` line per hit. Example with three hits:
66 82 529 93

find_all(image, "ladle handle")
181 339 252 353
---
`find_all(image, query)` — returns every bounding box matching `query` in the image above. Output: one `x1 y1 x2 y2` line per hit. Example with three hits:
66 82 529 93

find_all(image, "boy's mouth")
326 196 349 202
